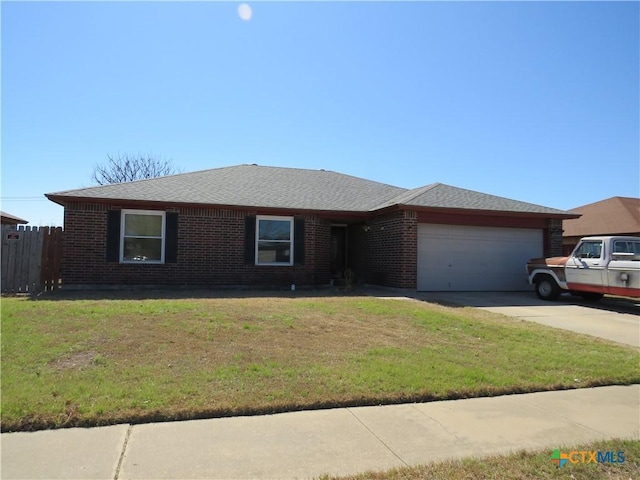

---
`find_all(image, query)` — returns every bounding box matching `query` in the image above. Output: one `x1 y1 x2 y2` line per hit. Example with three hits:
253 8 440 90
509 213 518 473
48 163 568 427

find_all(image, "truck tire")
580 292 604 302
535 275 561 301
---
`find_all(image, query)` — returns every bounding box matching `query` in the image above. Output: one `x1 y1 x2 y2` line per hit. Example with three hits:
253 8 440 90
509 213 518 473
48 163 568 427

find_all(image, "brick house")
46 165 577 291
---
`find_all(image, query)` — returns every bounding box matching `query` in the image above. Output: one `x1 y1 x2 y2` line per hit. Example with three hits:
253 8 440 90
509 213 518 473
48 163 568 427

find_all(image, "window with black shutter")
106 209 178 264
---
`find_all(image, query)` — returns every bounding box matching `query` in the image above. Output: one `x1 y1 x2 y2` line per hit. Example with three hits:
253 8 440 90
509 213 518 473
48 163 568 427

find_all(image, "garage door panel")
417 224 542 291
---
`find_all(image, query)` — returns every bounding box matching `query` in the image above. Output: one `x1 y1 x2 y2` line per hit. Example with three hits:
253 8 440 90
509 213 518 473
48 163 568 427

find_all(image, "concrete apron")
413 291 640 348
483 304 640 347
2 385 638 480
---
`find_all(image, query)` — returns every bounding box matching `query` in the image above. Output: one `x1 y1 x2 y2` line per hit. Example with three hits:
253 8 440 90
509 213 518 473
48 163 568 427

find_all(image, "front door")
330 226 347 280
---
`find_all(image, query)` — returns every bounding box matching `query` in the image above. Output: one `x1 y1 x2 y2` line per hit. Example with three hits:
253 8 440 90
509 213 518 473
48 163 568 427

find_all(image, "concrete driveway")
414 291 640 348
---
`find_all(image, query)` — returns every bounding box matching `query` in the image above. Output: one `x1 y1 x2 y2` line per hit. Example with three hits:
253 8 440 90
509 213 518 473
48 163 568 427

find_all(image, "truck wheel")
580 292 604 302
535 275 561 301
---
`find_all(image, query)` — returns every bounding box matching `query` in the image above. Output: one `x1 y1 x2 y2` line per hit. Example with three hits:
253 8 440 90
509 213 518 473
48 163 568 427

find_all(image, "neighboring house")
45 164 577 291
1 211 28 225
562 197 640 255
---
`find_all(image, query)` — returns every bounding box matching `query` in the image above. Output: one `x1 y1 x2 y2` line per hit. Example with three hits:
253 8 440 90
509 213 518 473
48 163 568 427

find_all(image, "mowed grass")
321 438 640 480
1 294 638 431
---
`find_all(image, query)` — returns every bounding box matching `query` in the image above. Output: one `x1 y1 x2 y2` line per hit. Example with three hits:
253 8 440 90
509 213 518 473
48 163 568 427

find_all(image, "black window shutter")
165 212 178 263
244 216 256 264
106 210 121 262
294 217 305 265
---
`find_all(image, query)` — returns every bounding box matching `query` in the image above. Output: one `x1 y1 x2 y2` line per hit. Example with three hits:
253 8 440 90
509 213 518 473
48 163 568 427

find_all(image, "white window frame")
120 209 166 264
256 215 294 266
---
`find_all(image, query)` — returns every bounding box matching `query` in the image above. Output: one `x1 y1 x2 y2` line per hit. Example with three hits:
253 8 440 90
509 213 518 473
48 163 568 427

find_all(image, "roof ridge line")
398 182 441 204
368 182 440 211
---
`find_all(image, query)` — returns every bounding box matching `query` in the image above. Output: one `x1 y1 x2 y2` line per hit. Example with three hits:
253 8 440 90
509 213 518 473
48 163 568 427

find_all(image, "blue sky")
2 1 638 226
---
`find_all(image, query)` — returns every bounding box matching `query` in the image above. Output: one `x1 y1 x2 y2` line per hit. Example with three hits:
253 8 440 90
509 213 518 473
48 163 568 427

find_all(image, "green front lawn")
1 293 638 431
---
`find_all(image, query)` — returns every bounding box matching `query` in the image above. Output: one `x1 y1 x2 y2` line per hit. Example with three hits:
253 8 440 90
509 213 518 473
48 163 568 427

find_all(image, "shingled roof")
377 183 568 214
47 165 405 212
46 164 573 216
563 196 640 237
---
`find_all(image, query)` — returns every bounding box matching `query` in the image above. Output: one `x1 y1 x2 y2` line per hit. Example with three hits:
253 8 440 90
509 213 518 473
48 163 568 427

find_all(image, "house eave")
45 194 372 220
47 194 579 222
373 203 580 220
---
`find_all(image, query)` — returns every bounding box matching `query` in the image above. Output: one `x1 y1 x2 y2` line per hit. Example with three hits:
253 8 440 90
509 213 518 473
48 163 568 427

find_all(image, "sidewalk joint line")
409 404 467 444
114 424 133 480
346 407 409 467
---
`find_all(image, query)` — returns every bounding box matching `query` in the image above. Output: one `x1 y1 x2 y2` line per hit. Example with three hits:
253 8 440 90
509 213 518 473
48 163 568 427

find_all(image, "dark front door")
330 226 347 279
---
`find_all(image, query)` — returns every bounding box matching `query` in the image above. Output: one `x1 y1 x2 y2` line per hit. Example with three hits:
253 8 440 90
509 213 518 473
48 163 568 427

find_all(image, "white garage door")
417 224 543 291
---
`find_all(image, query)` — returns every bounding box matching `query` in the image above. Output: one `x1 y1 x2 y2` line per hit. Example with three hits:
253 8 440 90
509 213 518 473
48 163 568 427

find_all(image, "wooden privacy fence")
1 225 63 294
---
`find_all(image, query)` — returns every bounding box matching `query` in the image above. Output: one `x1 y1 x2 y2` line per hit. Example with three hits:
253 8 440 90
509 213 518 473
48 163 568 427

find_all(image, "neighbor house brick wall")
364 210 417 288
62 202 330 288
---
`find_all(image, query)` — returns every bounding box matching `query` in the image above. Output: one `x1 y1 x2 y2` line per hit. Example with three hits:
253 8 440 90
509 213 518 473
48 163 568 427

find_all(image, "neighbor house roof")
563 196 640 238
0 211 28 225
46 164 574 217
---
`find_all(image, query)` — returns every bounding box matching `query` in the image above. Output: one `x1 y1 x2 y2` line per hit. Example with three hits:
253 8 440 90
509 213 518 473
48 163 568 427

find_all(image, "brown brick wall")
62 203 331 287
364 210 417 288
546 218 564 257
312 217 332 285
62 202 556 290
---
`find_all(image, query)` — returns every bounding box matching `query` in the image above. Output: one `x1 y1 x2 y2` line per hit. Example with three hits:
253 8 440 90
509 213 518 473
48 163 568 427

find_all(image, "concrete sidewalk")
2 385 638 480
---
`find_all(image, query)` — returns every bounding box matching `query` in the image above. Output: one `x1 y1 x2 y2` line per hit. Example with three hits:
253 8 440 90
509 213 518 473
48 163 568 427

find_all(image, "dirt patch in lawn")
50 351 101 371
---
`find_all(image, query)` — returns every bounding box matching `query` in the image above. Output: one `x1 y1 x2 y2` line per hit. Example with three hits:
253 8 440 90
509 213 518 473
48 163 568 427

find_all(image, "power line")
1 197 49 200
0 197 50 203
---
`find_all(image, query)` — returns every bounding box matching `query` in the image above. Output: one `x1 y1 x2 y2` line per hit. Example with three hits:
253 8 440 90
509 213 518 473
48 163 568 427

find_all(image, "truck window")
613 240 640 256
574 240 603 259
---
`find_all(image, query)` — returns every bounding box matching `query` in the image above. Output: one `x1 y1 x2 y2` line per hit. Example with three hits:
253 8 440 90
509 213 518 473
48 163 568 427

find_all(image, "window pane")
123 238 162 261
125 214 162 237
614 241 640 255
576 241 602 259
257 241 291 264
258 220 291 241
614 242 628 253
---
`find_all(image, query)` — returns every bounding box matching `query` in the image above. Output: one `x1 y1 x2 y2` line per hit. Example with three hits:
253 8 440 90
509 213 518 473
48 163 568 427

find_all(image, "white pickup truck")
526 236 640 301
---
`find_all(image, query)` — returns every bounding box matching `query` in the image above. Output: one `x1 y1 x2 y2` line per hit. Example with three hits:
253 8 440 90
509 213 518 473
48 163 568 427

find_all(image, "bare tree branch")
91 154 180 185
